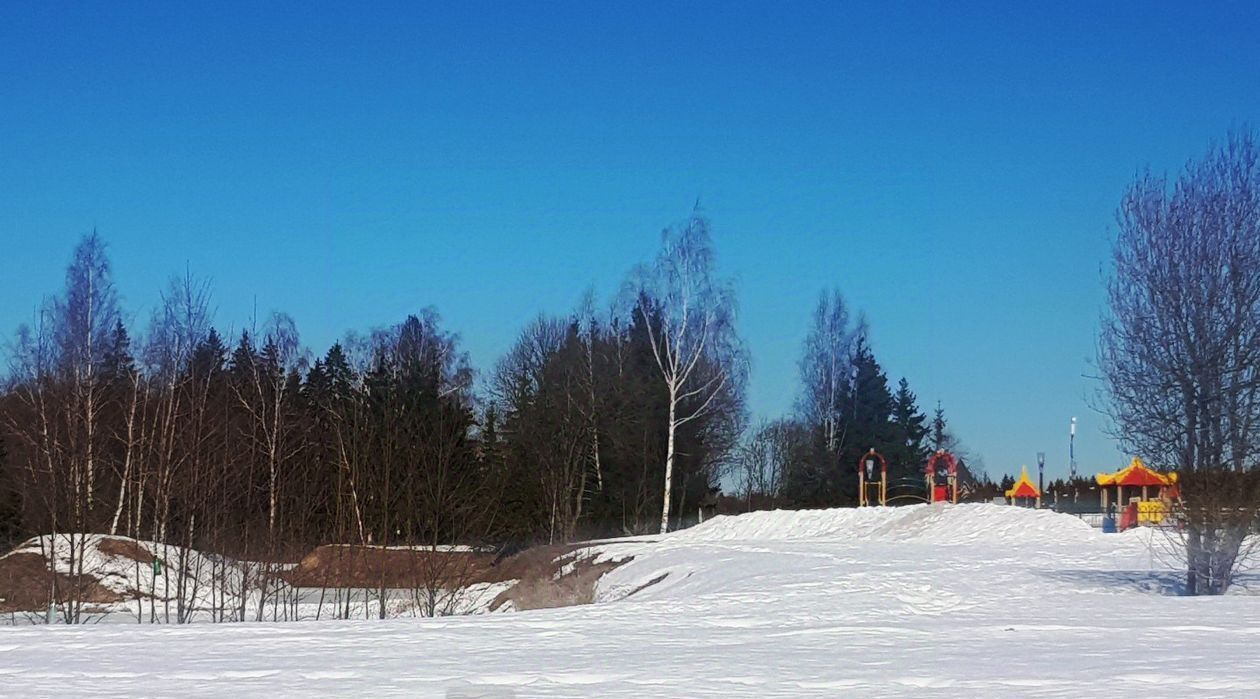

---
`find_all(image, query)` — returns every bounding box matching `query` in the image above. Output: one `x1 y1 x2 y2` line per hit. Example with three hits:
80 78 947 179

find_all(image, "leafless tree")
1099 129 1260 594
52 232 120 525
633 213 747 533
736 419 799 508
2 233 124 623
492 316 591 542
797 289 865 454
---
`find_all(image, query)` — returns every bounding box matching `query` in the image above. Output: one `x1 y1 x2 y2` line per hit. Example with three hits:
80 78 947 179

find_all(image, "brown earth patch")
282 541 634 612
282 545 501 589
0 550 126 614
0 537 643 615
97 537 155 564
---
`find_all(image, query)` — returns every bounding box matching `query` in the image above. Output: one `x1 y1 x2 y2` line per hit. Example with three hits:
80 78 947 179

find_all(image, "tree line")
0 212 977 568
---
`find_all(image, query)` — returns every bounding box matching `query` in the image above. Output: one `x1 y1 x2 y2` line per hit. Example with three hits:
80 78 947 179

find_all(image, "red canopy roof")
1008 480 1039 498
1004 466 1040 499
1095 458 1176 487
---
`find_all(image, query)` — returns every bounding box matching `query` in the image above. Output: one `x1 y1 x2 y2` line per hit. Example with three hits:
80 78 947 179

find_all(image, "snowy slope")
2 504 1258 697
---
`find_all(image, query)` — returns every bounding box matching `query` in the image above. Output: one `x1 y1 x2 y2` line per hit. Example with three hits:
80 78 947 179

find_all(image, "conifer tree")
835 340 896 502
889 377 929 477
930 402 951 452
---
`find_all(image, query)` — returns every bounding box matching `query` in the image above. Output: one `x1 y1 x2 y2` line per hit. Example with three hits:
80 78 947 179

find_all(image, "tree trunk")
660 392 677 534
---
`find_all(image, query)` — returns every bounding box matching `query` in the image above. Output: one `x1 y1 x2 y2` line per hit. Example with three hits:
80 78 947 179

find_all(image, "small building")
1094 457 1177 528
1004 465 1040 507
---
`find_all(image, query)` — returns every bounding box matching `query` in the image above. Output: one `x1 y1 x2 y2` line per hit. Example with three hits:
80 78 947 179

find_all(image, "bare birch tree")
797 289 865 454
634 213 746 533
52 232 120 525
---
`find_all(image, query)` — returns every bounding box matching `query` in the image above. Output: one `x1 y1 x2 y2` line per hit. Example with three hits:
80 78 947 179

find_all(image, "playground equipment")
1004 465 1041 507
884 477 930 504
925 450 959 504
857 448 888 506
1095 457 1178 530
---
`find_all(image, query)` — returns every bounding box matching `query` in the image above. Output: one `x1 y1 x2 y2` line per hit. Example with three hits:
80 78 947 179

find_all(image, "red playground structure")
925 450 959 504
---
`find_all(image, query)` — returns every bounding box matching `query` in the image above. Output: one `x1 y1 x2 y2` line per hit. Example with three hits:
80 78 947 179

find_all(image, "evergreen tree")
930 402 951 452
835 339 897 504
190 327 227 378
323 343 355 397
101 320 136 384
785 336 899 508
229 331 258 378
889 377 929 477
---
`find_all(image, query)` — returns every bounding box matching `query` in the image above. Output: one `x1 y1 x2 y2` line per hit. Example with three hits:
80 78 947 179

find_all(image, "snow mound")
671 503 1096 546
0 533 259 617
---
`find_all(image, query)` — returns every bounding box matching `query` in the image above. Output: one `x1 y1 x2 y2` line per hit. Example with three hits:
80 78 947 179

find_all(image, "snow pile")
2 534 243 612
673 503 1097 547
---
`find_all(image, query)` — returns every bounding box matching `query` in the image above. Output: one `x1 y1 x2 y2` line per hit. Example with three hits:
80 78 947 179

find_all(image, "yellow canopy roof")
1095 457 1177 487
1005 465 1040 498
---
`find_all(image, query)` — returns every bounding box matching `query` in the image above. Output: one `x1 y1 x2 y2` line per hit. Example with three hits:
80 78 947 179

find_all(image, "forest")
0 213 987 563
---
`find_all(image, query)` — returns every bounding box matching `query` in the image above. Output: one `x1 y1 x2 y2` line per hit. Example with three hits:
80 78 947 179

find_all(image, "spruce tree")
191 327 227 378
101 320 136 383
229 331 257 378
889 377 929 477
836 339 896 504
930 402 951 452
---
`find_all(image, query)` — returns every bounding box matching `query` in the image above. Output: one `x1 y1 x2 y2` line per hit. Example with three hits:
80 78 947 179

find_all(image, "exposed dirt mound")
0 550 125 614
97 537 155 564
282 542 630 611
283 545 503 589
0 536 635 616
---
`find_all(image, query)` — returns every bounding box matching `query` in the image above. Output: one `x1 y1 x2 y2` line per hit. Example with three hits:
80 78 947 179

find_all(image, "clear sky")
3 2 1259 481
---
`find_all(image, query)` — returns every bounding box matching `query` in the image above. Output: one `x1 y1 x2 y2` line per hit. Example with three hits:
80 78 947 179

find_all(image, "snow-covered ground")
3 504 1259 697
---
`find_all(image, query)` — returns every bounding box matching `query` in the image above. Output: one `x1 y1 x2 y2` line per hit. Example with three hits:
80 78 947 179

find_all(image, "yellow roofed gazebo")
1094 457 1178 514
1005 465 1041 507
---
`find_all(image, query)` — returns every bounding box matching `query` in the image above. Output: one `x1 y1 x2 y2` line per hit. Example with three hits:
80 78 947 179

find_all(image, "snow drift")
670 502 1097 546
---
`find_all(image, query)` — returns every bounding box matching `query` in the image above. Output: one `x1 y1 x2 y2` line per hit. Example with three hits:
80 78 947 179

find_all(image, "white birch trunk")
660 390 677 534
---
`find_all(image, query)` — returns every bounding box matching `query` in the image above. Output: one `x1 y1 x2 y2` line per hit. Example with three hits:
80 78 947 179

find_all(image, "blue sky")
3 2 1259 480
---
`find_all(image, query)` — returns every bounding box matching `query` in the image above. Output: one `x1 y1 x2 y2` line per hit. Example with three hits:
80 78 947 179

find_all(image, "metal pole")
1037 452 1046 508
1069 417 1077 479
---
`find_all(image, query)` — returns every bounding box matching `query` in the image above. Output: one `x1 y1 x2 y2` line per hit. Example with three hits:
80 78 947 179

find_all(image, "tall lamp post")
1069 417 1078 504
1069 417 1077 478
1037 452 1046 508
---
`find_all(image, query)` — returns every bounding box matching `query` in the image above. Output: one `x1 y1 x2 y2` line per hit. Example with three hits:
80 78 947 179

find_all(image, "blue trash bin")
1101 515 1116 533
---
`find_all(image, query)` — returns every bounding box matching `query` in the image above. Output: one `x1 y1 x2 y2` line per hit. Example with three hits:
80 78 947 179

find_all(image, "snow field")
2 504 1258 697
